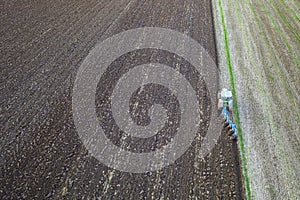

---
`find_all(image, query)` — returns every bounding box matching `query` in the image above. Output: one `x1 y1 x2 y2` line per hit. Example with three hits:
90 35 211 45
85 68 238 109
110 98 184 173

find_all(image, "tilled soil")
0 0 245 199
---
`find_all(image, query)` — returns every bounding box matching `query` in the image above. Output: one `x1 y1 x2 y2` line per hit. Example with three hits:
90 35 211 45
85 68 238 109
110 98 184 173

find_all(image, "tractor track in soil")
0 0 245 199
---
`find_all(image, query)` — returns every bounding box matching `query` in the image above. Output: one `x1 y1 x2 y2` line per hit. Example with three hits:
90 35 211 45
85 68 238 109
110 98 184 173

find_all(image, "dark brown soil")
0 0 245 199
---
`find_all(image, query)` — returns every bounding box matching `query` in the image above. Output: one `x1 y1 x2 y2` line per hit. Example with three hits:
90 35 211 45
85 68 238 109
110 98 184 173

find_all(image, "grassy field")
213 0 300 199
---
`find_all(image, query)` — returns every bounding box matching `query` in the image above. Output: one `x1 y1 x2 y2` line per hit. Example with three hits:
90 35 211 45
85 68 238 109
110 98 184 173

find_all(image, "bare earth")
213 0 300 199
0 0 246 199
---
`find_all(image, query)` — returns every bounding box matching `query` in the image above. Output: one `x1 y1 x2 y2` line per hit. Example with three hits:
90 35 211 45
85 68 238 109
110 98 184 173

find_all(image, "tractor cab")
218 88 233 110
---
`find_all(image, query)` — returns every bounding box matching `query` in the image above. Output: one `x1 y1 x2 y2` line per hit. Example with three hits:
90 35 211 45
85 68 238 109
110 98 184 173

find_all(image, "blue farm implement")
218 88 238 140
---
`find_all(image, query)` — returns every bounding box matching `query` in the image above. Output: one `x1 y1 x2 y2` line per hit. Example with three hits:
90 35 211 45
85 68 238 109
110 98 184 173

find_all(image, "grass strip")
218 0 252 199
245 0 297 101
279 0 300 23
258 0 300 68
270 0 300 43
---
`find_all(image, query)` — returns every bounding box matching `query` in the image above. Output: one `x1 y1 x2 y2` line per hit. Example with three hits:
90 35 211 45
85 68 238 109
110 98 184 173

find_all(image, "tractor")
218 88 238 140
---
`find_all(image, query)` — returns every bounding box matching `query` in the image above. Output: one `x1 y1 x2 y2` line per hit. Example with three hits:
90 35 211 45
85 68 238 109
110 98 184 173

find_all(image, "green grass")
270 0 300 43
257 0 300 68
279 0 300 23
218 0 252 199
245 0 297 105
